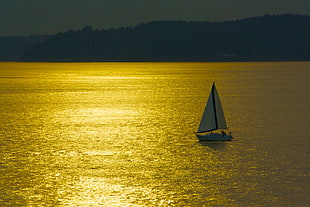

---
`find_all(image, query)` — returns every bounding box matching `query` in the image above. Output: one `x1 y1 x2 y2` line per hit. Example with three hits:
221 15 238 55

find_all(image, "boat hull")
196 133 232 141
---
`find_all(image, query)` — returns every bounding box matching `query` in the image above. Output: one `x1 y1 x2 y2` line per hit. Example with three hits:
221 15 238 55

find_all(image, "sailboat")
196 82 233 141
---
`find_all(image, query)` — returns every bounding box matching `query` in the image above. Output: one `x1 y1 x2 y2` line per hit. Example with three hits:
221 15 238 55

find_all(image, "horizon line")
1 13 308 37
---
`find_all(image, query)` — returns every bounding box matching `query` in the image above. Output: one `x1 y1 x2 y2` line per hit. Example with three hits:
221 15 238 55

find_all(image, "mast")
211 83 218 130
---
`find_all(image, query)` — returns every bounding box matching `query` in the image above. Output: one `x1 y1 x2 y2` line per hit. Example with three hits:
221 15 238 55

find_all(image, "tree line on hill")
0 14 309 62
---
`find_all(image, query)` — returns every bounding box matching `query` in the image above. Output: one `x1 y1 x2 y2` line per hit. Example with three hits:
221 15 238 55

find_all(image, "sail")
197 83 227 133
213 84 227 129
198 88 217 132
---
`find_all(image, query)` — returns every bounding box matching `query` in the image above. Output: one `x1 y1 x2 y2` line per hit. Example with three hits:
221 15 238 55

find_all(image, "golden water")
0 62 309 206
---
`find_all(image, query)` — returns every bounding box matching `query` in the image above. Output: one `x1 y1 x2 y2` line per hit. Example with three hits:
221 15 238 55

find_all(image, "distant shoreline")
1 14 309 62
1 60 310 64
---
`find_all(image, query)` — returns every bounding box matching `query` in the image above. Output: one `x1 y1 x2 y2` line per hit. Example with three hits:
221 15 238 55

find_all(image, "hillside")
2 14 310 62
0 35 48 61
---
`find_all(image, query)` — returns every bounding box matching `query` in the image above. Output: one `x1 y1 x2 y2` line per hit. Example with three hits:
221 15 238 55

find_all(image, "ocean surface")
0 62 309 206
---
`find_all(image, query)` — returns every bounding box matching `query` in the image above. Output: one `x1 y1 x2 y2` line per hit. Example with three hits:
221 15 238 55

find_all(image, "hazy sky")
1 0 310 36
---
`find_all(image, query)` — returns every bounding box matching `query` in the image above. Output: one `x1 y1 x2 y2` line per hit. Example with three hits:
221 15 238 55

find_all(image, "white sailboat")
196 82 233 141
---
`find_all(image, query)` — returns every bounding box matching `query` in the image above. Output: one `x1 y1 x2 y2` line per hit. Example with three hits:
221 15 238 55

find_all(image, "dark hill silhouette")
10 14 310 61
0 35 48 61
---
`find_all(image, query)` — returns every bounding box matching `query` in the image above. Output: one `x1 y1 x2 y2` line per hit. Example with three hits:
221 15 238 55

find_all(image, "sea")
0 62 309 206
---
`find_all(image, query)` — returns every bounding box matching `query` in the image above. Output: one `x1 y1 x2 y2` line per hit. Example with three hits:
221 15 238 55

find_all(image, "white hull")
196 133 232 141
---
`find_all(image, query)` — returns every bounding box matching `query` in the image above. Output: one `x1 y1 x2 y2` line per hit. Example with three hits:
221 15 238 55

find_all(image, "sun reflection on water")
1 62 309 206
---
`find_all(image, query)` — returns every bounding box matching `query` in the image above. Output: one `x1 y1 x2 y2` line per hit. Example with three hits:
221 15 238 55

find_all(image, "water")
0 62 309 206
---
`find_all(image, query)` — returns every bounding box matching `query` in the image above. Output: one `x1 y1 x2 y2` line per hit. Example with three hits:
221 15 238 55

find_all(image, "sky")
1 0 310 36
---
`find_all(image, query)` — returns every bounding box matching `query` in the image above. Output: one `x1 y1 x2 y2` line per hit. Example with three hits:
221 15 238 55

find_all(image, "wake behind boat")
196 82 233 141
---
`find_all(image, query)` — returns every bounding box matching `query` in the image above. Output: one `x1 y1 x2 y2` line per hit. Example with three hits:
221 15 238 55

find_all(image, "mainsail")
198 83 227 133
